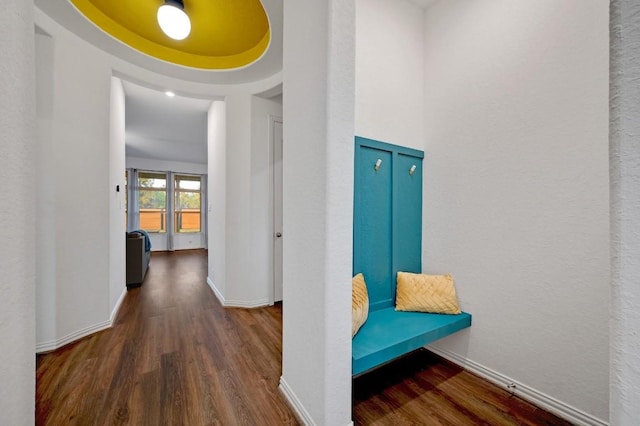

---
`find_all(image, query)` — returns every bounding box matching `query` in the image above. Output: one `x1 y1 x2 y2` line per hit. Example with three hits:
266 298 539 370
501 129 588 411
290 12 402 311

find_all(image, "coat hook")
374 159 382 171
409 165 416 175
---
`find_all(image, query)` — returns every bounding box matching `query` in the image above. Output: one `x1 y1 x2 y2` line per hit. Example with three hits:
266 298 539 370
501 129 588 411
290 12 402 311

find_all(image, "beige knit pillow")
395 272 461 314
352 273 369 337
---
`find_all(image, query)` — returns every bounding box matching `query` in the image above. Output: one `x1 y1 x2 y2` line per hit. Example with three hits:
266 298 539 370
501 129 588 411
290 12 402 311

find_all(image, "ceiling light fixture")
165 91 176 97
157 0 191 41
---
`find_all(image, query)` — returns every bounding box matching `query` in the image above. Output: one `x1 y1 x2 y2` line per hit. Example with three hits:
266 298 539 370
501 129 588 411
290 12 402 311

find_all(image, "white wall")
422 1 609 423
281 0 354 424
222 94 255 305
36 29 57 347
355 0 424 150
0 0 35 423
207 100 227 298
610 0 640 424
109 77 126 316
48 16 113 345
250 96 283 304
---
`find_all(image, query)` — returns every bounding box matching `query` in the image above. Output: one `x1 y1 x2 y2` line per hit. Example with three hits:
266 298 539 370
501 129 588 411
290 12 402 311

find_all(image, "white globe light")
157 3 191 41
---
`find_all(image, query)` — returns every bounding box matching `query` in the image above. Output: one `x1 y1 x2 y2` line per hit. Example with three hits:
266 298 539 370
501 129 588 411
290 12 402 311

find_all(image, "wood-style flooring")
37 249 572 425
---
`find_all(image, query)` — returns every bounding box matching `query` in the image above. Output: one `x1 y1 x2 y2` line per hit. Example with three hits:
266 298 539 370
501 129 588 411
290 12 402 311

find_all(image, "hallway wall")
422 1 609 422
0 0 36 423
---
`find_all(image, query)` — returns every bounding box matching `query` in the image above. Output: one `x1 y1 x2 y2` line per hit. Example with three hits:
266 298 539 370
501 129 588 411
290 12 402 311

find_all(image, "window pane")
175 191 201 233
175 191 200 210
175 174 200 191
140 210 166 233
174 210 200 233
139 172 167 189
139 190 166 209
138 170 167 233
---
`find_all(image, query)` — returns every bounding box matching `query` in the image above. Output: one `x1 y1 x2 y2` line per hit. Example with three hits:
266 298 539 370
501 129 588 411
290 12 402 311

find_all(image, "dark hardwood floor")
37 250 572 426
353 350 572 426
36 250 297 425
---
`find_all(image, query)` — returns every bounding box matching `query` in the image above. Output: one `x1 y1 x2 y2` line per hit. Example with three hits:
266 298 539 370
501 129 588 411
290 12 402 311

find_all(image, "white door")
273 119 284 302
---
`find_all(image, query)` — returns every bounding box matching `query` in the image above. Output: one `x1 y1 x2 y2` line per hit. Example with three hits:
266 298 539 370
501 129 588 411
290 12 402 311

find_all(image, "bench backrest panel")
354 137 424 311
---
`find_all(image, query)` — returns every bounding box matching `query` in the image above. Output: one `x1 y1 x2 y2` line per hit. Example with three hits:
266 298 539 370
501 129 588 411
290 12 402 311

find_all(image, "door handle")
275 232 282 238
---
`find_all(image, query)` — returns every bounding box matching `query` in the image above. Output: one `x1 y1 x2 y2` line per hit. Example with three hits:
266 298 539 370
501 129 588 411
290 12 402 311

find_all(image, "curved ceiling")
70 0 270 69
34 0 283 85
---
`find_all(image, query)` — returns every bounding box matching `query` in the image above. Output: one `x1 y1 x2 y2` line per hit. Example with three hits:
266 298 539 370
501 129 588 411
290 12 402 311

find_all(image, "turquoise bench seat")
352 308 472 376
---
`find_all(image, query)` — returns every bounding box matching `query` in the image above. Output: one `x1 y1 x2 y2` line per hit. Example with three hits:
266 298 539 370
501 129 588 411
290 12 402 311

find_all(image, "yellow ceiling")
71 0 270 69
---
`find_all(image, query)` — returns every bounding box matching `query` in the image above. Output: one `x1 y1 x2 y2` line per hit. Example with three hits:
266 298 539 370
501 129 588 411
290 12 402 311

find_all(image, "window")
138 172 167 233
174 174 201 233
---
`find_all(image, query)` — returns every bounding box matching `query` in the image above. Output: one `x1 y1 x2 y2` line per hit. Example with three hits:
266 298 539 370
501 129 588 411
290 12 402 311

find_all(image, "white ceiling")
123 81 213 165
408 0 437 9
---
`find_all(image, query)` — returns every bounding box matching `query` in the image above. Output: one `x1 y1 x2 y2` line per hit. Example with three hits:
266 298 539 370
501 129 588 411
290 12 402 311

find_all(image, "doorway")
272 117 283 302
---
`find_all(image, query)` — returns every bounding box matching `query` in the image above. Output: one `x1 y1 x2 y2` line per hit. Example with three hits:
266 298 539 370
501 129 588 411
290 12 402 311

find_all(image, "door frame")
269 115 284 304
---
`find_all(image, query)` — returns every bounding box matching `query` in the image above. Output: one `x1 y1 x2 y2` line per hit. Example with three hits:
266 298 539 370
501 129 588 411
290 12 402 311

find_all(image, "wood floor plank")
37 250 572 425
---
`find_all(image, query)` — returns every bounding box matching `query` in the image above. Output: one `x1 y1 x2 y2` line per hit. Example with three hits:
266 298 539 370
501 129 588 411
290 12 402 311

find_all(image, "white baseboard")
206 276 270 308
35 339 58 353
279 377 316 426
207 276 225 305
36 320 112 353
36 288 128 354
278 377 354 426
110 288 127 323
427 346 608 426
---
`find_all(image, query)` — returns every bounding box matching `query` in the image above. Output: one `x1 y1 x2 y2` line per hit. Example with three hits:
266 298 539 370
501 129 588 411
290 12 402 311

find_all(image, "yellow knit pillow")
395 272 461 314
352 273 369 337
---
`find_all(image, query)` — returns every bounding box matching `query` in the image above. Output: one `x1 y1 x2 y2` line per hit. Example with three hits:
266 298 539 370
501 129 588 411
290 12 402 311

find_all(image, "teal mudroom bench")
352 136 472 376
352 297 472 376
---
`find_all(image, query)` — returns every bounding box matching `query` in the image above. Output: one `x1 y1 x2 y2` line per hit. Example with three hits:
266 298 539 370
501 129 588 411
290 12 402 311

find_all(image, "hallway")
36 250 298 425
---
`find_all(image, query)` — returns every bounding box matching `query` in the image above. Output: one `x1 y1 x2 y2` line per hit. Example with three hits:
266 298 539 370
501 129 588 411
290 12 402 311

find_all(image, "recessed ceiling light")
165 91 176 97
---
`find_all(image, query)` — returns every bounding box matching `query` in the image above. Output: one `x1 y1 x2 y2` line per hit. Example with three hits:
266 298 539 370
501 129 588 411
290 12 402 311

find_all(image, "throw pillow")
395 272 461 314
352 273 369 337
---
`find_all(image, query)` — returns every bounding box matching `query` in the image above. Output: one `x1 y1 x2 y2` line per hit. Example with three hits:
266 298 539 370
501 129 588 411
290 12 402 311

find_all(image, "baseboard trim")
278 377 354 426
206 276 225 305
427 346 608 426
279 377 316 426
36 320 112 353
35 339 58 353
110 288 127 323
206 277 270 309
36 288 128 354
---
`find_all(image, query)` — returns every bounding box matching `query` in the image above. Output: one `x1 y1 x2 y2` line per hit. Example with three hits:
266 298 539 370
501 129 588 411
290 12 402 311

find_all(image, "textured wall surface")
610 0 640 424
109 77 126 314
355 0 425 150
35 30 57 346
48 24 112 340
422 1 609 421
0 0 35 423
208 101 227 296
282 0 355 424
